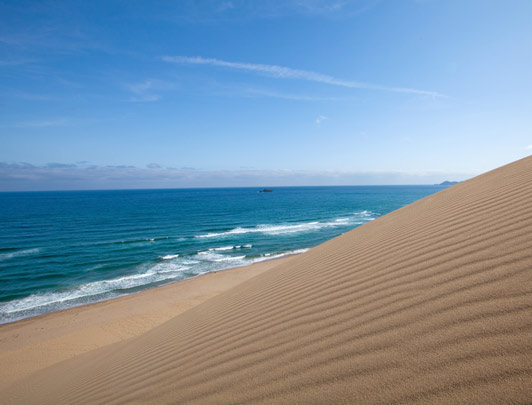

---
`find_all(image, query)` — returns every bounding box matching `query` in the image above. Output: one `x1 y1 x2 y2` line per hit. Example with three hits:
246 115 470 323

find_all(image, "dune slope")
5 156 532 404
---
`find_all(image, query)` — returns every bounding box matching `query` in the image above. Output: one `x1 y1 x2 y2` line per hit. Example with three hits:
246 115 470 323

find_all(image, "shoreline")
0 251 304 327
0 254 298 391
2 156 532 403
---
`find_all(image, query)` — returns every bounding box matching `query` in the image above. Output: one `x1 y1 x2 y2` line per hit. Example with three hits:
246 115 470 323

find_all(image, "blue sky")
1 0 531 190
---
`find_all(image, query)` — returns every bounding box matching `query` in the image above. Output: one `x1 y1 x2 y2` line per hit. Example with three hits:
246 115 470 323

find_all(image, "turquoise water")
0 186 442 324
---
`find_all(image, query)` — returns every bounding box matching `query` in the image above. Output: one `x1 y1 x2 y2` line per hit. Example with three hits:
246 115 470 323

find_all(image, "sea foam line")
196 211 375 239
0 248 40 262
161 254 180 260
0 247 309 324
208 244 253 251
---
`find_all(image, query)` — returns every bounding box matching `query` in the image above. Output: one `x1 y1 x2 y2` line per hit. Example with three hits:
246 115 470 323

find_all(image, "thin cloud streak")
1 119 69 128
227 86 353 101
122 79 178 102
161 0 380 23
316 115 328 125
0 58 33 66
162 56 444 97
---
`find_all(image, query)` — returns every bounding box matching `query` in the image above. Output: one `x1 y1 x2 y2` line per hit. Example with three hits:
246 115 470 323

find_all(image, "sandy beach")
2 156 532 404
0 256 295 393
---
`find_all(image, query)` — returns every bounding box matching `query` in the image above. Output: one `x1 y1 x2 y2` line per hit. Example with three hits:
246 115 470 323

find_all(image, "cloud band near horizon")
162 55 444 97
0 162 471 191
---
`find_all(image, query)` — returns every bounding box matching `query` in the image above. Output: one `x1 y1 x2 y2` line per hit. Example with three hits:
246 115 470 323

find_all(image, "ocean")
0 186 443 324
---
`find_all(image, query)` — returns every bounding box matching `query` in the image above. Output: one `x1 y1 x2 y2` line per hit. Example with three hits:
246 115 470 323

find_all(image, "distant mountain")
437 181 460 186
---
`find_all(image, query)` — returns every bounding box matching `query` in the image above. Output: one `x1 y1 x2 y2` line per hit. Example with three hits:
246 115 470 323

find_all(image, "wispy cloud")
124 80 155 94
160 0 379 24
162 56 443 97
0 58 33 66
123 79 177 102
128 94 161 102
2 119 69 128
232 86 353 101
294 1 359 15
217 2 235 12
45 162 77 169
7 92 57 101
316 115 328 125
526 145 532 150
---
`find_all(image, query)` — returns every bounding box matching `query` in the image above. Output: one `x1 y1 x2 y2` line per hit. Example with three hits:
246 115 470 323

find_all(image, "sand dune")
4 156 532 404
0 256 290 392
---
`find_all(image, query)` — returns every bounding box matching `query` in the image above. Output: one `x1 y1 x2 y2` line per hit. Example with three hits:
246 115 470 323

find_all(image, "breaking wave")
0 247 309 324
196 211 375 239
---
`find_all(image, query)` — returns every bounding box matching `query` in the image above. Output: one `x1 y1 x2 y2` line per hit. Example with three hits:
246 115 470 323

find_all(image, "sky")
1 0 531 191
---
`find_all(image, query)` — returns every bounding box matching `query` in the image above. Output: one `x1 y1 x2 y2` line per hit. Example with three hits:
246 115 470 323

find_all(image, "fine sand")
0 257 294 393
3 156 532 404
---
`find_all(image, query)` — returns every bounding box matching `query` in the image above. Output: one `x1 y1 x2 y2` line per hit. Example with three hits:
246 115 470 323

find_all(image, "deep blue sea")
0 186 443 324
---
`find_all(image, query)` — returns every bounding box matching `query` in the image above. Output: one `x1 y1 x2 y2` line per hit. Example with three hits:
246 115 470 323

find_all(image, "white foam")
0 246 313 324
195 212 376 239
0 248 40 262
180 259 200 265
209 246 235 251
334 217 350 223
195 251 231 261
213 255 246 262
356 210 376 220
256 248 309 261
197 222 326 238
85 263 106 272
208 244 253 251
0 260 195 318
161 254 179 260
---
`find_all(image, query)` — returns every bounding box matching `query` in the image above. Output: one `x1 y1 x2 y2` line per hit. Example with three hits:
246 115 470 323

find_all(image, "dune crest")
4 156 532 404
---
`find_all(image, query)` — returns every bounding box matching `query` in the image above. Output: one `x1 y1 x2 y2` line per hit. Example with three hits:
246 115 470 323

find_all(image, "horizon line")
0 183 460 193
